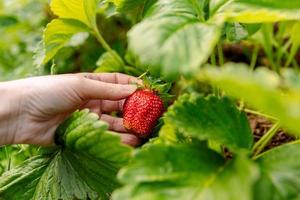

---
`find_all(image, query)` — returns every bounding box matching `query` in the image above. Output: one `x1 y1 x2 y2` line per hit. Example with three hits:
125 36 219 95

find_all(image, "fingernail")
130 79 143 85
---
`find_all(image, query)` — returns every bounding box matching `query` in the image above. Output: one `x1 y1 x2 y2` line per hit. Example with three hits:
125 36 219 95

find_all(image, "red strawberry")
123 89 164 138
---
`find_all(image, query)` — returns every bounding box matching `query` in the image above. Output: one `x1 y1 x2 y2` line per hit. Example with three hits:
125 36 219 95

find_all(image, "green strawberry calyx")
137 74 174 106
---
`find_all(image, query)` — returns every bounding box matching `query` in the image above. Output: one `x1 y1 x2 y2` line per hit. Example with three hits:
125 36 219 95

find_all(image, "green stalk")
93 27 124 66
292 59 299 69
4 146 11 171
138 70 148 79
250 44 259 70
252 122 280 157
275 23 287 68
278 39 300 69
276 40 291 68
284 42 299 68
239 100 245 110
50 61 57 75
210 50 220 96
210 51 217 65
217 43 224 66
242 108 277 121
261 24 278 73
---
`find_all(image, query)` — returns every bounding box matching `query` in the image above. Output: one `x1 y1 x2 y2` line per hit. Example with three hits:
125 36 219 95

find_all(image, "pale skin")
0 73 141 146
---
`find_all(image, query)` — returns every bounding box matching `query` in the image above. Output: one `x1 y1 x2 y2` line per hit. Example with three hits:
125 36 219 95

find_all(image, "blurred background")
0 0 131 81
0 0 49 80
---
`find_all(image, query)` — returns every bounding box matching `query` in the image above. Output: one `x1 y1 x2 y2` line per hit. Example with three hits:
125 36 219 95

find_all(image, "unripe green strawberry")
123 89 164 138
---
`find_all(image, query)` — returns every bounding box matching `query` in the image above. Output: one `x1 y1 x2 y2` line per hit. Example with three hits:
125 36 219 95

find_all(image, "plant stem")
252 122 281 157
212 86 221 97
217 43 224 66
210 51 217 65
242 108 277 120
93 28 124 66
292 59 299 69
285 42 299 68
239 100 245 110
210 49 220 97
261 24 278 73
275 23 287 68
138 70 148 79
50 61 57 75
4 146 11 171
250 44 259 70
276 40 292 68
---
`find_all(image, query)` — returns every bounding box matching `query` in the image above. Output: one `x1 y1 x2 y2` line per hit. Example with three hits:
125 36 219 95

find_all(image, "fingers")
79 78 137 100
120 134 140 147
100 114 140 147
82 99 126 115
101 99 125 113
101 114 126 132
81 73 142 85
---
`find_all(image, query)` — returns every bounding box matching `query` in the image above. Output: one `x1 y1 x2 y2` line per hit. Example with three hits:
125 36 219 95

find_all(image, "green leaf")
198 64 300 138
42 19 89 64
157 123 191 144
224 22 248 41
225 0 300 23
50 0 97 28
58 110 132 167
113 0 146 11
224 22 261 42
0 110 132 200
0 156 51 199
67 32 89 47
128 0 223 79
94 51 124 73
164 94 253 152
145 0 208 18
113 143 258 200
234 0 300 10
254 142 300 200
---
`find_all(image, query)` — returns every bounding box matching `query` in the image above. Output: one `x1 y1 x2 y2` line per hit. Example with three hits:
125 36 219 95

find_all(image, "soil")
248 114 296 151
223 113 295 159
220 39 299 158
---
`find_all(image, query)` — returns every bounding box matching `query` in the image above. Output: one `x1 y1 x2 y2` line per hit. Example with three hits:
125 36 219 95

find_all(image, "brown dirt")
223 113 295 159
247 114 296 151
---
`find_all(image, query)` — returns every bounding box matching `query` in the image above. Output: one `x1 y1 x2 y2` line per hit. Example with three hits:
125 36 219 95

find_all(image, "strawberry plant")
2 0 300 199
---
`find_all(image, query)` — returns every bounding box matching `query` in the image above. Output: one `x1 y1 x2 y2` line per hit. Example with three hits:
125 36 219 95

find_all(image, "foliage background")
0 0 48 81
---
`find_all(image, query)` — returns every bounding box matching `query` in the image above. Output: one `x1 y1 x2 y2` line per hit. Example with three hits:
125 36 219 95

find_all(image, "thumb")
78 78 137 100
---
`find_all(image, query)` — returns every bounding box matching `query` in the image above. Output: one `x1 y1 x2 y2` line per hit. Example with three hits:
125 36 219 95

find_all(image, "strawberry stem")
138 70 149 79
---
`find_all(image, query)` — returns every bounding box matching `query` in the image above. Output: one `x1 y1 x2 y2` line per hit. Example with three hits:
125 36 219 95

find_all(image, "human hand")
0 73 140 146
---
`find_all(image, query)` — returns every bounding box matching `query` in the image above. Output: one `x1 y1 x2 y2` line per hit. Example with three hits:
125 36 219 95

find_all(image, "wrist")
0 82 23 145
